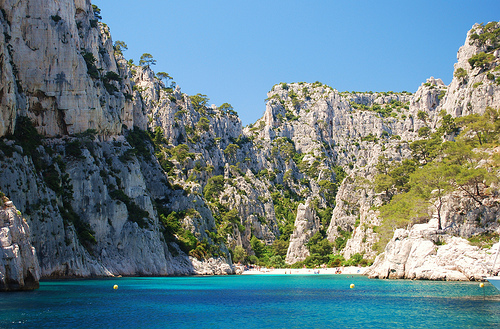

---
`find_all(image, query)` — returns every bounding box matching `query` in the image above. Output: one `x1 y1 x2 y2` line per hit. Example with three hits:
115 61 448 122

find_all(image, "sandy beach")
240 266 367 275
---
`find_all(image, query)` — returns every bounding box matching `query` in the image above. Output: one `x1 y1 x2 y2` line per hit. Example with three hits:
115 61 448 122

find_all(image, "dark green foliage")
13 116 43 155
59 205 97 248
113 41 128 55
50 15 62 23
65 140 84 158
222 208 240 224
334 227 352 251
454 67 468 80
139 53 156 67
0 139 14 157
91 4 102 20
467 232 499 249
102 71 122 94
119 149 136 163
409 134 441 164
82 52 99 79
361 133 378 143
373 108 500 252
250 236 266 258
469 22 500 50
271 190 299 241
318 180 337 205
171 144 194 163
317 207 333 227
43 165 63 195
267 255 286 268
272 239 289 257
224 143 239 160
417 110 429 122
418 126 431 138
190 94 209 113
437 111 459 136
125 127 152 159
203 175 225 201
468 52 495 69
343 253 372 266
197 117 210 132
299 232 333 267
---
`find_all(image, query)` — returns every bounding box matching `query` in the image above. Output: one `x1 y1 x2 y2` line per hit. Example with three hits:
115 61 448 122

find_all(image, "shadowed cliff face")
0 0 499 280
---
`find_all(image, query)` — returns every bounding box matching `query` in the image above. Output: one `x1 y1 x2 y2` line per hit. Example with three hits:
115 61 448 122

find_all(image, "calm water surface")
1 274 500 328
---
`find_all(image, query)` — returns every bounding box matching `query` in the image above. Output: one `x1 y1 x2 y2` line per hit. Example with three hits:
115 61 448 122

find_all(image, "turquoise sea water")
1 274 500 328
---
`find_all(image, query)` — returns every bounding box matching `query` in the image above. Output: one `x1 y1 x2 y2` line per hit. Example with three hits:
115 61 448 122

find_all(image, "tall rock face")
0 0 499 282
441 23 500 117
285 199 319 264
0 196 40 291
0 0 135 137
0 0 235 278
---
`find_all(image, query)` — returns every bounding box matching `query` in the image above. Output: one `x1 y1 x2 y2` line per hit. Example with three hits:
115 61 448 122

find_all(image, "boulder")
0 199 41 291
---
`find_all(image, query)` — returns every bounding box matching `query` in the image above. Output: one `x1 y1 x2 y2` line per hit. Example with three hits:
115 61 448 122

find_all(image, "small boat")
486 276 500 291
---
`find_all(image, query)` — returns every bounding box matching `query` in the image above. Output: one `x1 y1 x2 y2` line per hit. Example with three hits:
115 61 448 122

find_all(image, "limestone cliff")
0 0 499 282
0 0 136 137
0 195 40 290
0 0 235 278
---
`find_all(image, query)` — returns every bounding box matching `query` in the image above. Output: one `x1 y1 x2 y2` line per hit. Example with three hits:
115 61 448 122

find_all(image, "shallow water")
1 275 499 328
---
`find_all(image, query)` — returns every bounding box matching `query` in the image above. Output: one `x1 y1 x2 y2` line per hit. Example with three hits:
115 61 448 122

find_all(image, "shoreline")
240 266 367 275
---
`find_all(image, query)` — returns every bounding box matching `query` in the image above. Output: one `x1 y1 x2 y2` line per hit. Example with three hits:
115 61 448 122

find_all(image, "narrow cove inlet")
1 0 500 328
1 275 500 328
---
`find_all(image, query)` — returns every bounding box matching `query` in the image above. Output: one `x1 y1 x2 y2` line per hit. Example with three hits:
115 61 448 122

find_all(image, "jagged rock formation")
0 196 40 290
0 0 135 137
364 22 500 280
0 0 499 282
0 0 234 278
365 225 500 281
285 199 319 264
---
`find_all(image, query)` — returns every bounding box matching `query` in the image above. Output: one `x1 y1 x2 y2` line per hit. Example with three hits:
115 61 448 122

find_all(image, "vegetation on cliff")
374 108 500 252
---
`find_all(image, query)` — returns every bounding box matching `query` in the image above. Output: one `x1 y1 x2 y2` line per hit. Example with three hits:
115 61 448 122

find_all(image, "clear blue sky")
94 0 499 125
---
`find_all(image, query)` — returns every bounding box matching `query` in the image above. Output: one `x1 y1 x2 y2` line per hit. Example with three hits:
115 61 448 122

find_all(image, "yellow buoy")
350 283 355 289
113 284 118 290
480 282 484 288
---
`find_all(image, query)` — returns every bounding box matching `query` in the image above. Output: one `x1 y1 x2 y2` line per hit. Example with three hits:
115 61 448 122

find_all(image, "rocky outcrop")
366 181 500 281
441 23 500 117
285 199 319 264
0 0 136 137
365 223 500 281
0 197 40 291
0 0 499 282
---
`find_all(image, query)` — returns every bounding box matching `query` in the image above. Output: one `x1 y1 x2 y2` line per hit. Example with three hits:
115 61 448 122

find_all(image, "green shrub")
203 175 225 201
13 116 43 155
468 232 499 249
454 67 467 80
197 117 210 132
50 15 62 23
473 81 483 89
189 94 209 113
82 52 99 79
125 127 152 159
468 52 495 69
334 227 352 251
171 144 194 162
65 140 84 158
0 139 14 157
